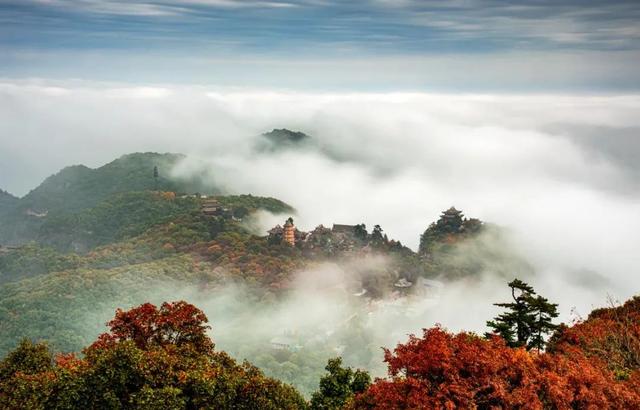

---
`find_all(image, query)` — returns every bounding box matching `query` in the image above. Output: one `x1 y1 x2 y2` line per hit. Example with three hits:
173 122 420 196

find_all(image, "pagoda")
283 217 296 246
438 206 464 233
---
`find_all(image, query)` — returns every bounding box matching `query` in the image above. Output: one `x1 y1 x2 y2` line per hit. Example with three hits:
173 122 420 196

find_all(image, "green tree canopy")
310 357 371 410
486 279 559 350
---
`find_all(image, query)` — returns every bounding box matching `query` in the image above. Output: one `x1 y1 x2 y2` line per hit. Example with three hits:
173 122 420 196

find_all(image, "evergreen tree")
528 295 560 350
353 224 368 240
310 357 370 410
486 279 558 350
371 225 384 242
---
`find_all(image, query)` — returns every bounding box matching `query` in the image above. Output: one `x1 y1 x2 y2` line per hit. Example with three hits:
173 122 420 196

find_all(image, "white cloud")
1 81 639 322
22 0 300 15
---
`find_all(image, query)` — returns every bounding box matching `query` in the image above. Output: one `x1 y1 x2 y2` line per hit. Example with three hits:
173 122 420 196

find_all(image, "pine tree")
528 295 560 350
371 225 384 242
486 279 558 350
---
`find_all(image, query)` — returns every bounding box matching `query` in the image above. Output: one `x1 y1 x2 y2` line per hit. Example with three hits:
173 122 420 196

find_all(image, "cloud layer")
1 80 639 321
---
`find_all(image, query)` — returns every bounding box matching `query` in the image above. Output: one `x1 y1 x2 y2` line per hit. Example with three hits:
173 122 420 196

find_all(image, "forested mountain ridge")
0 151 535 401
19 153 193 213
0 189 19 209
0 190 19 224
0 152 217 245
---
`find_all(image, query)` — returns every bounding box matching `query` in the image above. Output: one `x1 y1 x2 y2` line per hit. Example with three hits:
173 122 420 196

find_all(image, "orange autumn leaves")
89 301 214 354
3 296 640 409
353 300 640 410
0 301 307 409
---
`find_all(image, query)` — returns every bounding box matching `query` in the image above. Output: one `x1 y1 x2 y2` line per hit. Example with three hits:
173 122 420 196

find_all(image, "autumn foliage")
0 301 306 409
3 297 640 409
353 300 640 410
89 301 214 354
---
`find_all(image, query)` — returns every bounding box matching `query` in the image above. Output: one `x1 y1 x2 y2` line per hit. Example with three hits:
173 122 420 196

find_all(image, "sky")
1 0 640 90
0 1 639 329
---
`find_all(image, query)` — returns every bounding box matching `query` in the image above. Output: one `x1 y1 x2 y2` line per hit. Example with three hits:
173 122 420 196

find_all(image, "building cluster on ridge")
267 218 359 249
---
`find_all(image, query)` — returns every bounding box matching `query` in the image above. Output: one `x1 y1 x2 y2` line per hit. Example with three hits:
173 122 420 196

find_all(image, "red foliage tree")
353 326 640 409
88 301 214 355
1 301 307 409
548 296 640 379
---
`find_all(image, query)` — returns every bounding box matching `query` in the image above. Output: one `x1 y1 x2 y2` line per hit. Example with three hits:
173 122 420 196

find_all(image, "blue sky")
1 0 640 89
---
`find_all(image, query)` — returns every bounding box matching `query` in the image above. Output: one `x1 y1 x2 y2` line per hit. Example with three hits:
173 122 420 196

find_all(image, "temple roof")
332 224 355 233
442 207 463 218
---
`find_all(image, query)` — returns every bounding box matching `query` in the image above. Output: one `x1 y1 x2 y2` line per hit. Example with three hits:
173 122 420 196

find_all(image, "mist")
125 254 520 396
1 80 639 370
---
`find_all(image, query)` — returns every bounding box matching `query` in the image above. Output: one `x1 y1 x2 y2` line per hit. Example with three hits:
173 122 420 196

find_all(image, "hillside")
0 152 535 399
37 191 201 252
0 152 217 245
0 190 19 213
0 207 529 397
20 153 200 214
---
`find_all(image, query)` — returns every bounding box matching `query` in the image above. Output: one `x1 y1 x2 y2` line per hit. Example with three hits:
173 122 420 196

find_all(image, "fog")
2 80 639 349
144 255 519 394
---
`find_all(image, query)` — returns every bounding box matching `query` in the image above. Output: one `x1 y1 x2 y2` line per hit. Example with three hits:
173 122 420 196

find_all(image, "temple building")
437 206 465 233
201 198 221 216
332 224 356 234
283 217 296 246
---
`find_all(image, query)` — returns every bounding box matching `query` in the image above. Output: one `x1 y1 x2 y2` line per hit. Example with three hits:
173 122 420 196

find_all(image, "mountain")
0 190 19 218
263 128 310 144
0 150 534 398
19 152 211 214
0 199 529 398
0 189 18 206
0 152 217 245
256 128 312 152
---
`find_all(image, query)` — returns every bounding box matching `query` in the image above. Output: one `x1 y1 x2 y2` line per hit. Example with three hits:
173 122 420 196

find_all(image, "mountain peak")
0 189 17 200
262 128 310 144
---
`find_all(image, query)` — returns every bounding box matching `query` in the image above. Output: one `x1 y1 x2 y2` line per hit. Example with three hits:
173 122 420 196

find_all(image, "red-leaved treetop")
88 301 214 355
353 326 640 409
0 301 307 409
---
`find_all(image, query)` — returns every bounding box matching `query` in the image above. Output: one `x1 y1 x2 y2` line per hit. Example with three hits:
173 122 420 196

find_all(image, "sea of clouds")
1 80 639 327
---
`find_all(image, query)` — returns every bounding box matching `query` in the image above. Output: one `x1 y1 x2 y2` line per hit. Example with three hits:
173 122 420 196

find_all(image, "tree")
528 294 560 350
353 326 640 409
486 279 558 350
0 301 308 410
353 224 367 240
310 357 370 410
0 339 55 409
0 339 52 379
89 301 214 355
233 206 249 219
371 225 384 243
